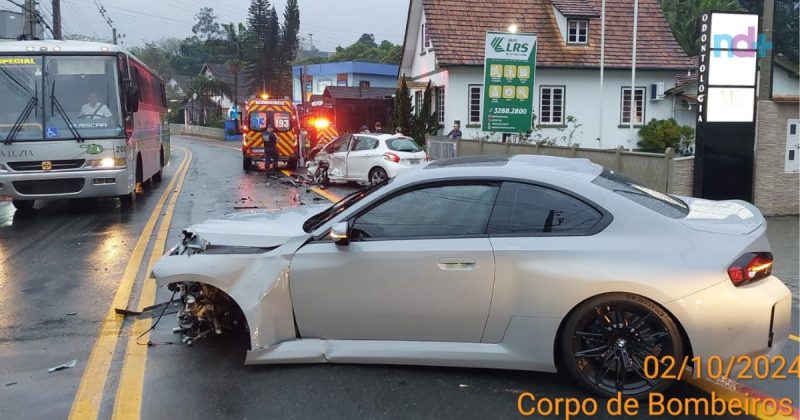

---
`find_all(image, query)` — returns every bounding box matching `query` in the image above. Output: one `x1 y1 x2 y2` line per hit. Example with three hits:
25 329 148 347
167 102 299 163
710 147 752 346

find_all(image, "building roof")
323 86 396 100
551 0 600 17
420 0 692 69
200 63 249 100
292 61 399 77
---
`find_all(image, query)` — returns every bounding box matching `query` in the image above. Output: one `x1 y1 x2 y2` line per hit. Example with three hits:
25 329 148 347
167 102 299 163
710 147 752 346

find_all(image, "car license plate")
251 148 264 154
409 159 421 165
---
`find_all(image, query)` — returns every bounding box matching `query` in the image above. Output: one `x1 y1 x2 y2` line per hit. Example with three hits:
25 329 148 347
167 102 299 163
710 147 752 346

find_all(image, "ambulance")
241 97 300 171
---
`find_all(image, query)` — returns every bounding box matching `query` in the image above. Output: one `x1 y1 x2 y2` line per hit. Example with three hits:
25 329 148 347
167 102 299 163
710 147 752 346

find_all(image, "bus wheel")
119 190 136 206
243 157 252 172
153 150 164 183
12 200 35 211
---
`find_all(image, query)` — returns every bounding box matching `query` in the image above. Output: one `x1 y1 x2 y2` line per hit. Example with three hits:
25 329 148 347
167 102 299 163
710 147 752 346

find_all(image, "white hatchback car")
310 134 427 185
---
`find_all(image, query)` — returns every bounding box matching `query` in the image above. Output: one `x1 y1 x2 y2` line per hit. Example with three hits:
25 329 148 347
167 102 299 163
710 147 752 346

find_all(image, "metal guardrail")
425 136 458 160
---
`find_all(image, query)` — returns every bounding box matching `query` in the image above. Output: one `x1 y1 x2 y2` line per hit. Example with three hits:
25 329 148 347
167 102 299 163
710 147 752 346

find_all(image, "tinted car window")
352 184 499 239
488 182 603 235
386 137 421 152
592 169 689 219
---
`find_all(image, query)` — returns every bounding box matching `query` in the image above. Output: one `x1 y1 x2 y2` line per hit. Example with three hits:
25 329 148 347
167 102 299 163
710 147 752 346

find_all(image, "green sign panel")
482 32 538 133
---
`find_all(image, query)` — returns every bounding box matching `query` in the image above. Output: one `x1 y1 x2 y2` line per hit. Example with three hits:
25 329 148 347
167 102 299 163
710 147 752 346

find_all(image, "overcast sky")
29 0 408 49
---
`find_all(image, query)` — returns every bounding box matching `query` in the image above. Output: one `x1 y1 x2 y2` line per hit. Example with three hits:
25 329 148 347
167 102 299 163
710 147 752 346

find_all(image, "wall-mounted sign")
481 31 537 133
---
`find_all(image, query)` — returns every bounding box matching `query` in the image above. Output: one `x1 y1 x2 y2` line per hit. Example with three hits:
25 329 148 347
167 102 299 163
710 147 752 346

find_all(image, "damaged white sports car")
152 155 792 398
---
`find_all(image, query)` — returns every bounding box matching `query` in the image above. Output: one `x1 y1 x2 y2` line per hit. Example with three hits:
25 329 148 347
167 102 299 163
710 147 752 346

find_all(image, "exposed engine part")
169 282 247 346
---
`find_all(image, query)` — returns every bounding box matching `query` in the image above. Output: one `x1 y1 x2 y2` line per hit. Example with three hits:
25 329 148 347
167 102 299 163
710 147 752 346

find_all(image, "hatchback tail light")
383 152 400 163
728 252 773 286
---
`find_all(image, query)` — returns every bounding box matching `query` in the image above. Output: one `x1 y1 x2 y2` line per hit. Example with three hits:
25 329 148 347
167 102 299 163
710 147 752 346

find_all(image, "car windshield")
0 55 123 141
303 179 391 233
592 169 689 219
386 137 421 153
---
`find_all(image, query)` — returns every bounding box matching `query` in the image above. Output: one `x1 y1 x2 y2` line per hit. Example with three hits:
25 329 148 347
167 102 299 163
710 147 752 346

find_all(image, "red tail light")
728 252 773 286
242 124 248 132
383 152 400 163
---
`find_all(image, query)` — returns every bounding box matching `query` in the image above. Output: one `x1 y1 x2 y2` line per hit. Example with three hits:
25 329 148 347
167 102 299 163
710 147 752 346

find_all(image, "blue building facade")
292 61 399 104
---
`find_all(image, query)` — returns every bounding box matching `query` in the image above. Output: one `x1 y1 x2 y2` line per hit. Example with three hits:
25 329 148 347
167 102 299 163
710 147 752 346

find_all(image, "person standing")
374 122 385 133
263 125 279 175
446 121 462 141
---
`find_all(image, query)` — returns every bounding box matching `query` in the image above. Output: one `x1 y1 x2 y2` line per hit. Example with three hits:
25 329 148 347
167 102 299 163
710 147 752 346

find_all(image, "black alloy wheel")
561 293 684 399
369 167 388 185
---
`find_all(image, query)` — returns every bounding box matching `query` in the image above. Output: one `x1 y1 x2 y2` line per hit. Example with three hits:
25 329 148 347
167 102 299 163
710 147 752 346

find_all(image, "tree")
245 0 279 94
297 33 402 65
192 7 221 41
392 75 413 137
129 41 175 78
223 22 248 107
278 0 301 94
637 118 695 154
410 81 438 145
660 0 742 57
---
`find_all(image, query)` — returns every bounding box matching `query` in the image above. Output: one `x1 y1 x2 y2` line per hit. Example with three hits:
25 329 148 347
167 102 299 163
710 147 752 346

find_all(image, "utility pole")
52 0 62 39
758 0 775 100
112 27 117 44
22 0 36 39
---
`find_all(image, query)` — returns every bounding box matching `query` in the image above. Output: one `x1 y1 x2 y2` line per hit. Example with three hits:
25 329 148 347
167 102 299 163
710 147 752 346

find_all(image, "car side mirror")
126 85 140 113
330 222 349 246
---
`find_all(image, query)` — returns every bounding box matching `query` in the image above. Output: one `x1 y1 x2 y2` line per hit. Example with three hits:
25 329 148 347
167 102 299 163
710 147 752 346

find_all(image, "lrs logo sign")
491 37 530 54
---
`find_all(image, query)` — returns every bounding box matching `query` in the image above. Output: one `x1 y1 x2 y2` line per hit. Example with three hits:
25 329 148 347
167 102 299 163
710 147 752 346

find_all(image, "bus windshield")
0 55 124 142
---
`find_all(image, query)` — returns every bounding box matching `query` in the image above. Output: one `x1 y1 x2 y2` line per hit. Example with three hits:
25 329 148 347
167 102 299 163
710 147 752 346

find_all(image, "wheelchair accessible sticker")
46 127 59 138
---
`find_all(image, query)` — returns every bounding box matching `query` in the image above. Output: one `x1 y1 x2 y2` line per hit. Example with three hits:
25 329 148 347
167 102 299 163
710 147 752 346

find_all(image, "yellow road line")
683 367 799 420
68 152 191 420
112 149 193 420
789 334 799 343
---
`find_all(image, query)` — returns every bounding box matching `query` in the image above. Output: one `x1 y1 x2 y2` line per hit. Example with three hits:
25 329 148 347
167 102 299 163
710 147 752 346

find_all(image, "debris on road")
66 312 77 316
5 381 17 386
234 206 259 210
47 360 76 373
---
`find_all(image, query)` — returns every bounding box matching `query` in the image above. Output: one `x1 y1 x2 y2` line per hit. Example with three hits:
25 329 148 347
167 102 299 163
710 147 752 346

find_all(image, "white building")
399 0 696 149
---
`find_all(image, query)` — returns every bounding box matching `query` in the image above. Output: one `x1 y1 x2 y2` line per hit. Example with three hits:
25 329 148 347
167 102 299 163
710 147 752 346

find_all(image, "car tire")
12 200 35 211
560 293 684 400
314 165 329 187
243 157 252 172
369 167 388 185
153 149 164 183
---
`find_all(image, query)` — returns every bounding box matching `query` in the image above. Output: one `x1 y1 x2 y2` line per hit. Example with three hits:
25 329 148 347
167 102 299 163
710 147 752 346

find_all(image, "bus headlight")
85 158 127 169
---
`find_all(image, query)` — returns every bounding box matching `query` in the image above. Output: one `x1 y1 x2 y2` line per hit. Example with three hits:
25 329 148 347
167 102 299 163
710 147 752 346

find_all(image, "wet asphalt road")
0 135 797 419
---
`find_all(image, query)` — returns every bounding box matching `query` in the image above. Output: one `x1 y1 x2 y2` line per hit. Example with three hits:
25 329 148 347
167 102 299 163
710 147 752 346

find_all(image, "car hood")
184 204 329 248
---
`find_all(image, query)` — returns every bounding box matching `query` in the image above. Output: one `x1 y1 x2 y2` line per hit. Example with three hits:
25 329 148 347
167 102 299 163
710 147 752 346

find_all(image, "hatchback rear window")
386 137 421 152
592 169 689 219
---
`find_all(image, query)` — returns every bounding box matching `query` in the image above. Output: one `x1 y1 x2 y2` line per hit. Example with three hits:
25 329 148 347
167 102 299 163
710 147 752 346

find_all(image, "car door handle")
438 258 477 271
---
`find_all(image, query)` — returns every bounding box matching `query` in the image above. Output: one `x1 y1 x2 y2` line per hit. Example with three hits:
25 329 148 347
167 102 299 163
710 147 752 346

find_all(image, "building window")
414 90 423 116
420 23 431 52
436 87 445 124
359 80 370 88
567 20 589 44
621 87 646 125
539 86 565 125
468 85 482 124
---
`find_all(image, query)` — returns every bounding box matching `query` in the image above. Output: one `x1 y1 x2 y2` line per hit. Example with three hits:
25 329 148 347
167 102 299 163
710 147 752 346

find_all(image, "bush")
637 118 694 154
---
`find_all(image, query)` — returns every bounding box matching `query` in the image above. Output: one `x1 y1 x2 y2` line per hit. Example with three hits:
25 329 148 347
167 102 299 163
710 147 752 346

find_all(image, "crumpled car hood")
185 204 329 248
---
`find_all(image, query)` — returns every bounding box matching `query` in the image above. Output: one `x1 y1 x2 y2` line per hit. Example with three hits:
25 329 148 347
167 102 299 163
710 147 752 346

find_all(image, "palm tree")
223 22 248 108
